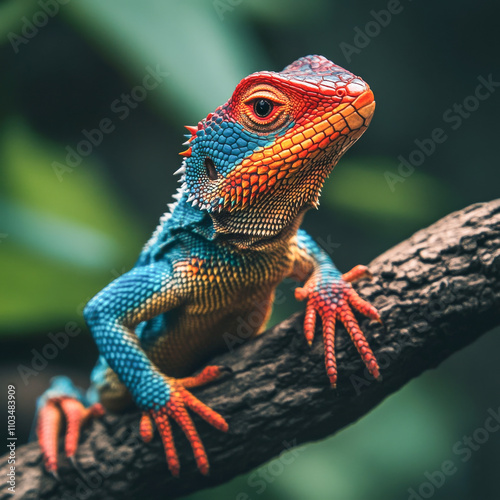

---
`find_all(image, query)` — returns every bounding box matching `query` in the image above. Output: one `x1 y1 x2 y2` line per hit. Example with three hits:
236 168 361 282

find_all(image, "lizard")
35 55 380 478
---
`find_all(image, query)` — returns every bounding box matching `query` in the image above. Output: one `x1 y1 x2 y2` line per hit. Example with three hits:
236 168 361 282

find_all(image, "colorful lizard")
35 55 380 478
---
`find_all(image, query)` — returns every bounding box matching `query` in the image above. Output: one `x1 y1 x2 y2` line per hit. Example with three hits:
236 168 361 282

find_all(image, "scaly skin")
35 55 380 477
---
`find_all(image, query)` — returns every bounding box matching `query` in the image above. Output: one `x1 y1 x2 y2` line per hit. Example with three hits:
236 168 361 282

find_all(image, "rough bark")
2 200 500 500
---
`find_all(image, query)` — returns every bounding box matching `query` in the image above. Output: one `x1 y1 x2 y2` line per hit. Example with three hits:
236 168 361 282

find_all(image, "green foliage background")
1 1 499 498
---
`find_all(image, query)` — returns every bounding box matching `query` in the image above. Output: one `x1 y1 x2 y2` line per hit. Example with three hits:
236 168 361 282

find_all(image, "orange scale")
318 136 331 149
313 121 330 133
303 127 315 139
291 133 306 145
312 132 325 144
258 175 268 186
333 121 345 132
301 138 313 150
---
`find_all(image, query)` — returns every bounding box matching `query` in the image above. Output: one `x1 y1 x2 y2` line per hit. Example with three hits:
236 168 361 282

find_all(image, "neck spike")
179 147 192 157
184 125 198 136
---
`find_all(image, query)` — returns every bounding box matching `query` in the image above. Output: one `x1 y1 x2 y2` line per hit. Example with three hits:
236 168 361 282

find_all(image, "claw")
145 378 228 476
346 287 381 323
59 398 86 458
140 413 154 443
37 400 62 475
150 409 180 477
49 469 60 482
181 389 228 432
342 264 373 283
294 285 310 302
338 303 380 380
322 315 337 388
303 299 317 346
179 365 230 389
37 397 105 477
170 401 209 475
298 266 381 387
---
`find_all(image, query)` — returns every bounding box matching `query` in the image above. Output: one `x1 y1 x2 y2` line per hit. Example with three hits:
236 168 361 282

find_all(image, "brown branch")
2 200 500 500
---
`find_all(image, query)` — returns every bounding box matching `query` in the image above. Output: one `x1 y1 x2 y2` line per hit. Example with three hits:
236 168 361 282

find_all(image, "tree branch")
2 200 500 500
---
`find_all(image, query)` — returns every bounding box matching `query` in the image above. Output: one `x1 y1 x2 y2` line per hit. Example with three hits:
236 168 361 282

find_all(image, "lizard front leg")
37 262 227 477
290 229 381 387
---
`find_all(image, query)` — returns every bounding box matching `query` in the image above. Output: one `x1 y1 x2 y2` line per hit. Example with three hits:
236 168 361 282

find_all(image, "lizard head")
182 55 375 242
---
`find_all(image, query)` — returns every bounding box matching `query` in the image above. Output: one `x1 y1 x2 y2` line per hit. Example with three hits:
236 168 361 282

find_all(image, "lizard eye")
204 157 218 180
253 99 273 118
239 85 290 134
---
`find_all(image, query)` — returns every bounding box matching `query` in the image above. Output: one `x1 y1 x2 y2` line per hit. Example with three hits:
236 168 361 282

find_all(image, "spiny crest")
142 170 187 251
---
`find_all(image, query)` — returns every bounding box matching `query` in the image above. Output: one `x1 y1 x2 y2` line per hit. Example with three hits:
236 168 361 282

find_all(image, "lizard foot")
37 396 104 477
139 366 229 476
295 266 381 388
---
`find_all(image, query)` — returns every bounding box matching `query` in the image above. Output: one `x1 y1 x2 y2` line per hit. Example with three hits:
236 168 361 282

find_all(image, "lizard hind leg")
35 376 104 477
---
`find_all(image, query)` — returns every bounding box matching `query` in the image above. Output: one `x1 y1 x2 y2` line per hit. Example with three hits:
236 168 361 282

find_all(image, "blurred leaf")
0 120 144 332
270 375 462 500
241 0 328 24
63 0 268 121
324 157 455 226
0 0 37 44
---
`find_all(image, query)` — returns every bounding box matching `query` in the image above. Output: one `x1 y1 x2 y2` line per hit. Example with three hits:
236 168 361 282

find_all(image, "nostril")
335 88 346 98
204 157 218 180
